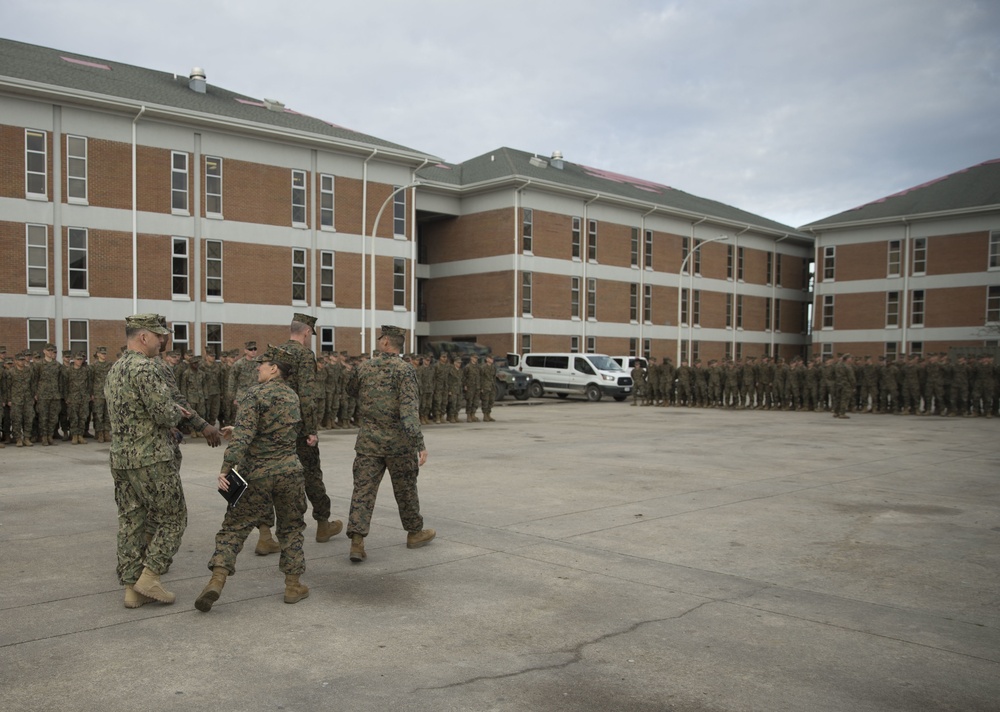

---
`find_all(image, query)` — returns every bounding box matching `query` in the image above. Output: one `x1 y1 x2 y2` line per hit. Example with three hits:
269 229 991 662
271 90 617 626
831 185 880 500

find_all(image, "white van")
611 356 648 371
521 353 633 401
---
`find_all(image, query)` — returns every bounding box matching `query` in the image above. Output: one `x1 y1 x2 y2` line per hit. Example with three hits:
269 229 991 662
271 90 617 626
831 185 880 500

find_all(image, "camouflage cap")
126 313 170 335
62 351 72 357
255 343 296 369
96 346 107 354
380 324 404 339
16 351 27 360
245 341 257 350
74 351 87 359
188 355 201 364
293 313 317 329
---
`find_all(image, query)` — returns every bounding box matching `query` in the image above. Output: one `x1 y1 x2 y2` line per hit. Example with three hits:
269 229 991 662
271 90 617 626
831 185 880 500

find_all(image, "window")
681 237 690 274
586 336 596 353
27 318 48 353
643 284 652 324
67 228 88 293
990 232 1000 269
766 252 774 286
727 245 734 280
393 258 406 308
886 291 900 327
587 278 596 320
171 151 188 212
822 295 834 329
292 248 307 303
172 238 189 298
736 295 745 329
692 289 701 326
888 240 901 276
320 251 335 305
571 217 581 260
320 174 335 229
986 286 1000 323
630 228 639 268
570 336 579 353
630 283 639 322
644 229 653 270
206 323 223 357
587 219 597 262
25 129 47 197
775 253 782 286
765 297 773 331
735 342 744 361
522 208 533 253
885 342 898 360
319 327 335 353
172 323 189 354
691 340 700 363
911 289 925 326
521 271 532 315
737 247 745 281
823 246 835 280
393 187 406 236
67 135 87 202
205 156 222 216
629 337 637 357
774 298 782 332
821 343 833 359
570 277 580 319
693 239 702 275
206 240 223 299
910 341 923 358
292 170 307 226
521 333 531 354
726 295 733 328
68 320 88 355
642 339 650 359
912 238 927 275
26 224 48 293
681 289 689 325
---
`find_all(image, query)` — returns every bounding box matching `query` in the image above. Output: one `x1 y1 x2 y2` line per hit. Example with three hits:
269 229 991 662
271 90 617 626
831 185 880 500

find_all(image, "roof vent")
550 150 564 169
263 98 286 112
189 67 207 94
529 155 548 168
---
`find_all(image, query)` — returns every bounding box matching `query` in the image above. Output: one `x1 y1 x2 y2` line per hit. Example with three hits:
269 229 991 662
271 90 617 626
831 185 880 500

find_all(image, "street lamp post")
676 234 728 364
363 181 420 353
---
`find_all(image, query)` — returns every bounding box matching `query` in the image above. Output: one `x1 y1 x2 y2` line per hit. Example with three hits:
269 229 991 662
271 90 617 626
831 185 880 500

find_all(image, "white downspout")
770 234 789 357
513 180 531 354
131 105 146 313
409 159 430 353
639 207 656 353
360 148 377 354
901 221 910 354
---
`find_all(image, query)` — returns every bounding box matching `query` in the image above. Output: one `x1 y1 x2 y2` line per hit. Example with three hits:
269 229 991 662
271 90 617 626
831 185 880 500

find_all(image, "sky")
3 0 998 228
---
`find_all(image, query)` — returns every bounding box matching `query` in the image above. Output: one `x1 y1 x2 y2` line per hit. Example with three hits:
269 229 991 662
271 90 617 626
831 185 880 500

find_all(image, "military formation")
627 353 999 418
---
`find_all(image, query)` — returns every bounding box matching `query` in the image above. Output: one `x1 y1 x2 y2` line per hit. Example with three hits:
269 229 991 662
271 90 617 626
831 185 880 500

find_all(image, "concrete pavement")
1 400 998 711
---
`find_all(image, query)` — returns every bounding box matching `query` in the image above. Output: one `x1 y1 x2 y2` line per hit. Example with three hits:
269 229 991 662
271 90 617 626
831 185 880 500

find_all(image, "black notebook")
219 467 248 509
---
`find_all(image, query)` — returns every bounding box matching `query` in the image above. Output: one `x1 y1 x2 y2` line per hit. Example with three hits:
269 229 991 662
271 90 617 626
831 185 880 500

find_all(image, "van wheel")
528 381 545 399
557 393 568 399
586 384 603 402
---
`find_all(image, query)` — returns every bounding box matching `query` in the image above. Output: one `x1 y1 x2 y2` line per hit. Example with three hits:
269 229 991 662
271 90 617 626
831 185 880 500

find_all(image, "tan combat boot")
255 525 281 555
349 534 366 562
316 519 343 543
23 438 33 447
124 584 154 609
15 438 23 447
283 574 309 604
484 414 494 422
406 529 436 549
195 567 228 612
133 567 176 604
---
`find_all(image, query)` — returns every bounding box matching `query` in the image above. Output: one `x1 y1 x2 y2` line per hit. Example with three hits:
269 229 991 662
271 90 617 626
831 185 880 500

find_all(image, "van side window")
547 356 569 369
525 355 543 368
575 357 595 375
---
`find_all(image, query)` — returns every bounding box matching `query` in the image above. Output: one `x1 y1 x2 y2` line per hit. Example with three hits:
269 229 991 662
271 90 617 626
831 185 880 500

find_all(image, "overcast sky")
3 0 998 228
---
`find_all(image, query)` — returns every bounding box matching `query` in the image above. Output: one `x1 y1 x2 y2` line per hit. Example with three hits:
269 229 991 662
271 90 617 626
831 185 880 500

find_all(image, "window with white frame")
570 335 579 353
775 253 782 286
822 294 834 329
586 278 596 320
885 342 898 360
320 174 335 229
693 289 701 326
989 231 1000 269
393 257 406 308
171 151 188 212
735 342 744 360
737 247 745 281
172 237 189 298
644 229 653 270
27 318 48 353
691 340 700 363
521 333 531 354
570 277 580 319
726 245 734 280
205 156 222 216
319 327 335 353
642 338 650 359
681 289 689 325
737 294 745 329
886 291 900 327
25 129 47 198
320 251 335 305
888 240 901 276
821 342 833 359
393 187 406 236
206 240 223 299
292 248 307 303
26 224 48 293
630 228 639 267
910 341 923 358
586 336 596 353
681 237 690 274
765 296 773 331
67 228 88 293
522 208 533 253
630 283 639 322
571 217 582 260
766 252 774 286
629 337 637 357
292 170 307 226
587 219 597 262
206 323 223 357
68 320 88 355
726 295 733 328
521 271 532 315
912 238 927 275
822 246 835 280
774 298 782 332
693 239 702 275
643 284 652 324
172 323 189 354
67 135 87 203
911 289 925 326
986 286 1000 323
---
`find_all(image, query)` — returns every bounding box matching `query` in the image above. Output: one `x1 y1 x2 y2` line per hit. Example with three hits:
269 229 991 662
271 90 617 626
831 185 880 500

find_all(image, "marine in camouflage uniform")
462 353 482 421
227 342 260 416
432 352 451 423
345 325 433 563
418 356 435 424
9 352 36 446
33 343 63 445
89 347 112 442
178 356 207 428
631 362 646 406
832 353 857 419
106 314 187 608
479 354 497 422
0 355 9 446
447 357 463 422
201 351 223 427
196 344 309 611
64 352 91 443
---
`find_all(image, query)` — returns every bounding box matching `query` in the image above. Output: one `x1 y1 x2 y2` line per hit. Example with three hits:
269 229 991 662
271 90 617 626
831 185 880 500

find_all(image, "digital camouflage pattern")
347 351 425 456
63 363 90 436
105 350 182 469
281 338 330 522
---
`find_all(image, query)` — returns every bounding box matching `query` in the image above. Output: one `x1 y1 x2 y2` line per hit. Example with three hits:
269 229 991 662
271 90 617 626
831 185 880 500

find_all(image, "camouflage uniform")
89 352 112 437
419 358 435 423
462 357 482 419
9 355 36 444
447 360 463 421
479 357 497 420
832 355 857 418
178 360 207 421
345 346 426 539
64 357 90 438
432 354 451 422
630 364 646 405
33 348 63 443
209 374 306 576
201 356 223 427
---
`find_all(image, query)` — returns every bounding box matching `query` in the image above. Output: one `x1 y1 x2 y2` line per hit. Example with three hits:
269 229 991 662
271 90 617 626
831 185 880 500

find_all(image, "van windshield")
588 355 624 372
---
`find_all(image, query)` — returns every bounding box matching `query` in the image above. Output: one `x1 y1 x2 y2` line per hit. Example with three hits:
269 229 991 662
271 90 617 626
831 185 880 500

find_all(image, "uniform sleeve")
222 390 260 471
345 367 359 400
136 363 183 428
398 364 425 451
297 350 318 436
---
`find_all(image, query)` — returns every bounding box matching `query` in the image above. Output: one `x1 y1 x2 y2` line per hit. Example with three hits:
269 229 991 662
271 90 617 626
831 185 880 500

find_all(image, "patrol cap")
188 355 202 364
62 351 72 357
126 313 170 335
293 313 317 329
245 341 257 350
16 351 27 360
255 344 296 369
380 325 404 339
96 346 107 354
74 351 86 360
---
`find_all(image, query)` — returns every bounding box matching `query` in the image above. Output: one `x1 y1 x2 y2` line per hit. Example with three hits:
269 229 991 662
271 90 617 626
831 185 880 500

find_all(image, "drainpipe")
731 225 750 360
409 159 430 353
52 106 63 351
193 133 202 354
360 148 377 354
770 234 789 357
901 221 910 354
639 206 656 353
131 105 146 313
513 180 531 354
582 194 600 349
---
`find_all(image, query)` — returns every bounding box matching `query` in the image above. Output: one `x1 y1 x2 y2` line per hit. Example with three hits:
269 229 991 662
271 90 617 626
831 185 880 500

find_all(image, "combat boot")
23 438 33 447
255 525 281 556
349 534 366 562
406 529 436 549
483 414 494 422
283 574 309 604
124 584 154 609
471 415 480 422
195 567 228 612
316 518 343 543
133 567 176 604
15 438 23 447
435 415 443 424
466 414 473 423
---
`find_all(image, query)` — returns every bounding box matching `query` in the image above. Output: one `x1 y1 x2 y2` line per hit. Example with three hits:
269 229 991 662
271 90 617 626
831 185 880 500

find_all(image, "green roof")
0 38 430 158
804 158 1000 228
418 147 807 238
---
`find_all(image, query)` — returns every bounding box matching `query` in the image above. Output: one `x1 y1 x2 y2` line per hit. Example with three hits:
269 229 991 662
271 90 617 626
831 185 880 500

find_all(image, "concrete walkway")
1 401 998 711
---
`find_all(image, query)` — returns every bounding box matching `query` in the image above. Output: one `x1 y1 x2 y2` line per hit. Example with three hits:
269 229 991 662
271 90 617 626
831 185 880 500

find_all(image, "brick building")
804 159 1000 358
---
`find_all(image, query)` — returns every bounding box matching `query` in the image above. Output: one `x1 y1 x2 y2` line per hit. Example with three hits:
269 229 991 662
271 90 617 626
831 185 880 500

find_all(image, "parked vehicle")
518 352 632 401
611 356 648 371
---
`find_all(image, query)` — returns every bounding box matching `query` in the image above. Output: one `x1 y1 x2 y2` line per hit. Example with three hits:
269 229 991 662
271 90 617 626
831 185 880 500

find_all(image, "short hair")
290 320 310 336
382 331 404 351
